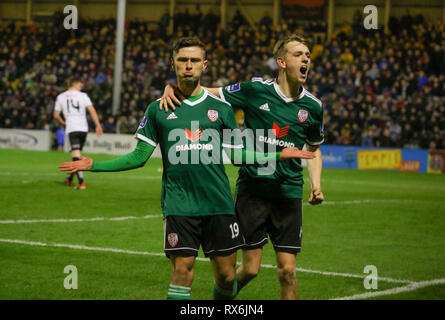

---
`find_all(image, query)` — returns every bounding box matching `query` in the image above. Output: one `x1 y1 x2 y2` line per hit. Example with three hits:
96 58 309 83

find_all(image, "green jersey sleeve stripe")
135 133 157 147
306 138 324 146
304 91 323 107
207 90 231 106
218 87 227 103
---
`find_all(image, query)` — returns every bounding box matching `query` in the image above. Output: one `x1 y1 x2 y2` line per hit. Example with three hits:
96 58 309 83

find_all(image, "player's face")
279 41 311 84
173 46 207 84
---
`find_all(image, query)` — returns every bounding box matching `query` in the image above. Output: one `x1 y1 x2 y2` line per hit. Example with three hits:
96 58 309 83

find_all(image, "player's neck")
178 81 202 98
277 73 302 100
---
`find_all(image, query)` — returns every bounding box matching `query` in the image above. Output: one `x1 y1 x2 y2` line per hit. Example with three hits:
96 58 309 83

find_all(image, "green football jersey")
136 89 243 217
219 78 324 199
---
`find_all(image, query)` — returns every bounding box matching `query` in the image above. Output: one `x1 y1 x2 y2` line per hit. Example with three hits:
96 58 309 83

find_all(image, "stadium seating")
0 11 444 150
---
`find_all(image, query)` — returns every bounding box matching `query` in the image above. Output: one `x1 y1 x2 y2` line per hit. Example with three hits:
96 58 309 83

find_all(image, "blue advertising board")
319 145 429 173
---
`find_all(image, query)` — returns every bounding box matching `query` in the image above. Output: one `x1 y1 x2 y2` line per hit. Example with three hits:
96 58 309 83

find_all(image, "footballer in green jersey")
59 37 314 301
160 34 324 300
218 77 324 199
135 90 244 218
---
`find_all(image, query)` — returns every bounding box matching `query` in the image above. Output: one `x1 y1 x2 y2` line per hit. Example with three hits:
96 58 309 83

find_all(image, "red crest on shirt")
298 110 308 123
207 110 219 122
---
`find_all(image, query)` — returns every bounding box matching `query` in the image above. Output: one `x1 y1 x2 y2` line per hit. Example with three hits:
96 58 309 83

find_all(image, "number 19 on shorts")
229 223 239 239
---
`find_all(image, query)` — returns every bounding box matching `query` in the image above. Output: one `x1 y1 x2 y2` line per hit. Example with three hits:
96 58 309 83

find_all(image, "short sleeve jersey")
54 90 92 134
219 78 324 199
135 89 243 218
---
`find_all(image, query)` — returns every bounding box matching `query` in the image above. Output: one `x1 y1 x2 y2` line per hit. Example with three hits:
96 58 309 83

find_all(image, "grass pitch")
1 149 444 300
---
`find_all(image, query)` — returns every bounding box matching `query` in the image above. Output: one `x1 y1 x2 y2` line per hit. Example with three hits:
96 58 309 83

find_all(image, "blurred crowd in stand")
0 8 444 150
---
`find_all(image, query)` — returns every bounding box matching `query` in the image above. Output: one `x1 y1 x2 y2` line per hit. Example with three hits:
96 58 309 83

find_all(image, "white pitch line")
0 238 414 285
3 171 445 192
331 278 445 300
324 178 445 192
0 171 162 180
0 200 427 225
318 200 421 206
0 239 47 246
0 215 162 224
294 267 412 284
258 263 413 284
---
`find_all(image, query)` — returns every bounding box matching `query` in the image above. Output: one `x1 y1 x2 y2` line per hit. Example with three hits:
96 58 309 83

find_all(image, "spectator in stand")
0 14 444 150
103 115 117 133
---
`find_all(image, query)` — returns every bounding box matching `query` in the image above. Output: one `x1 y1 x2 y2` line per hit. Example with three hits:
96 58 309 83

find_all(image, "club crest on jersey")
297 110 308 123
272 122 290 138
185 128 202 142
207 110 218 122
168 233 178 247
227 83 240 92
138 116 148 129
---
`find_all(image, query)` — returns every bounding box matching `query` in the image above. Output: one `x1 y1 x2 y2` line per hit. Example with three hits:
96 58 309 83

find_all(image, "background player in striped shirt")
54 77 103 189
160 34 324 300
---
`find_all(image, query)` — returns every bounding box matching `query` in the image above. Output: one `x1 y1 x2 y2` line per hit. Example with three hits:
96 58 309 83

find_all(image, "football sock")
213 278 237 300
235 275 248 295
167 284 191 300
72 157 84 184
76 170 84 184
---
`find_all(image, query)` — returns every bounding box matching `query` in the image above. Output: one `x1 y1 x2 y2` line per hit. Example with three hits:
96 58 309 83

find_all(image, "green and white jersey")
219 78 324 199
136 89 243 217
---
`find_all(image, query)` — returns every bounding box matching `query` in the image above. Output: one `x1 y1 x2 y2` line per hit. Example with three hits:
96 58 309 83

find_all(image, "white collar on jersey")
273 80 306 103
182 88 208 106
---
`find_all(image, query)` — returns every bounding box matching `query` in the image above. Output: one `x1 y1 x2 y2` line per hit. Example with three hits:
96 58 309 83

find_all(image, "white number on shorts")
229 223 239 239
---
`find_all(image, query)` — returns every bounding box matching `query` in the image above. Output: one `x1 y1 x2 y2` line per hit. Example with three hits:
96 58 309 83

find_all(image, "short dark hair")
273 34 312 60
172 37 206 58
66 76 82 88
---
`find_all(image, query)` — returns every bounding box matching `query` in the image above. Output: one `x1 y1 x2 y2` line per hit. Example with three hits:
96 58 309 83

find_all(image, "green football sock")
167 284 191 300
213 278 238 300
235 275 249 295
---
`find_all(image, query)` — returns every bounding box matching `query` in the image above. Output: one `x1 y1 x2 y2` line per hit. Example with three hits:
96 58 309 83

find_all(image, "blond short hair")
273 34 312 60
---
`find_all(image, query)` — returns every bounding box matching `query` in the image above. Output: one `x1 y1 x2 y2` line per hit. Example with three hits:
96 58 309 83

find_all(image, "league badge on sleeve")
138 116 148 129
227 83 240 93
207 110 219 122
297 110 308 123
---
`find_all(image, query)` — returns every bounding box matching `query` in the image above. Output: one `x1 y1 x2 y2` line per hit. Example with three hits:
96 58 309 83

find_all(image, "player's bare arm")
306 144 324 205
59 156 93 174
53 110 66 127
225 147 315 168
160 83 221 112
280 147 315 160
87 105 103 137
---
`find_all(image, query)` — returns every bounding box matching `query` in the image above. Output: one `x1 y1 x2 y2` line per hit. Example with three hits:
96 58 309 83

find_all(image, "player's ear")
276 57 286 69
202 59 208 72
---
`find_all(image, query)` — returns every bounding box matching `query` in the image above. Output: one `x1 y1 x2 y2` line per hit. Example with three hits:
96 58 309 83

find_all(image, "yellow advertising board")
427 151 445 174
357 149 402 170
